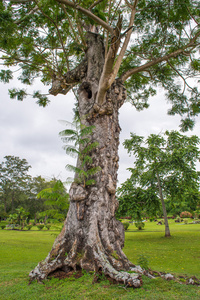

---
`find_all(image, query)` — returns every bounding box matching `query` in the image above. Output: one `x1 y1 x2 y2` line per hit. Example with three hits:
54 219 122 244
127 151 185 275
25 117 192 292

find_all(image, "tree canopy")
0 0 200 130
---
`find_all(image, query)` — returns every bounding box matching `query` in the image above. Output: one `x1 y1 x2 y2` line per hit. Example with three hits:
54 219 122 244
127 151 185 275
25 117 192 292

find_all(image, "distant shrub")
37 224 44 230
193 211 200 219
0 225 6 230
26 225 32 230
123 222 130 231
180 211 192 218
175 217 181 223
45 224 51 230
135 221 145 230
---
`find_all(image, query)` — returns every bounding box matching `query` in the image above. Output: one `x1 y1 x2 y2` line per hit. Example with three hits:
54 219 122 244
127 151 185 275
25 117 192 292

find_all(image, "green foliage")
37 179 69 221
0 69 13 83
7 207 29 229
122 222 130 231
45 224 51 230
0 155 32 214
0 0 199 129
116 179 161 221
60 118 100 187
0 225 6 230
33 91 50 107
26 224 32 230
135 221 145 230
37 224 44 230
8 88 27 101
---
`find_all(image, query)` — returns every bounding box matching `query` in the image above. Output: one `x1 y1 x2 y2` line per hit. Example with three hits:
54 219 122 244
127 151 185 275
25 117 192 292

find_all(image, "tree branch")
96 0 138 104
167 60 196 94
120 30 200 82
49 58 87 96
89 0 105 10
55 0 114 34
34 0 69 63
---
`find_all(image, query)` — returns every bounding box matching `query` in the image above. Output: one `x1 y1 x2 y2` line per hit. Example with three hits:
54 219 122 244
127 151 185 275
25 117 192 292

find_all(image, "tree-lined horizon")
1 0 200 288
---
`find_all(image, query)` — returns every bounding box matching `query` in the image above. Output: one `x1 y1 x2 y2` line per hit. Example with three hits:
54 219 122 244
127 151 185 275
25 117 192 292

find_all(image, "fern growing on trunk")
60 118 101 187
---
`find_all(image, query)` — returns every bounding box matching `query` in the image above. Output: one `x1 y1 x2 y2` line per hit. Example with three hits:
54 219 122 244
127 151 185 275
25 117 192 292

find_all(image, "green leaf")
0 70 13 83
8 88 27 101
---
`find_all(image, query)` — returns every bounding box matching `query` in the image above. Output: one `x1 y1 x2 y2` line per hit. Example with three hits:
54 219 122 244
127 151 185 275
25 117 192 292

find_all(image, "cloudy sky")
1 79 199 189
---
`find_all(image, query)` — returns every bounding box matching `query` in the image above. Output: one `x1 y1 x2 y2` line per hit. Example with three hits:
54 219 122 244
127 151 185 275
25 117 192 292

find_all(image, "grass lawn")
0 221 199 299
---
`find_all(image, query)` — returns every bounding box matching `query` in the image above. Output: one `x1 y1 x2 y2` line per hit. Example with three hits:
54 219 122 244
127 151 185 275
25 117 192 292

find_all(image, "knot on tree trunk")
69 183 88 202
106 174 116 194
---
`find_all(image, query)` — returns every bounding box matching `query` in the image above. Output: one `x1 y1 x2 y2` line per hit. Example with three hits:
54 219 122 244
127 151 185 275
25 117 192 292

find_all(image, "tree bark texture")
29 33 142 287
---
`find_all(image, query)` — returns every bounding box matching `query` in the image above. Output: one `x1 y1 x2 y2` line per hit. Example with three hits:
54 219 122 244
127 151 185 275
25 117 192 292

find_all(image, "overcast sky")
1 79 199 189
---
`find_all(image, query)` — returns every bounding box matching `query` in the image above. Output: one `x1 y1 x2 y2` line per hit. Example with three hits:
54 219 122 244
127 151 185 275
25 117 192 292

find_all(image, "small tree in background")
0 156 31 214
37 180 69 221
121 131 200 237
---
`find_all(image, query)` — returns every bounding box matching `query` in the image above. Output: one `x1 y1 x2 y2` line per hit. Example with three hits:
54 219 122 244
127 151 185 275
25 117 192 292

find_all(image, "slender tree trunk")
3 197 7 214
29 33 142 287
156 173 171 237
11 192 15 213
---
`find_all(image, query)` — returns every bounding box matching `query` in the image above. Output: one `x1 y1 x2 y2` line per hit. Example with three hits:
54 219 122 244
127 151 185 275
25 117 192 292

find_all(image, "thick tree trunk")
29 33 142 287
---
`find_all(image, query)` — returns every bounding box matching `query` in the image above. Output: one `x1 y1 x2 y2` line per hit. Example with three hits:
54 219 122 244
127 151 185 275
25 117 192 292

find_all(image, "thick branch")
89 0 105 10
120 30 200 82
111 0 138 80
96 0 138 104
55 0 114 34
49 58 87 96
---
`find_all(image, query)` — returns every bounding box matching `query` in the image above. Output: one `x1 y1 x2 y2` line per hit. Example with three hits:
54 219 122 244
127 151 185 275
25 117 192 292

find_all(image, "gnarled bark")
29 32 142 288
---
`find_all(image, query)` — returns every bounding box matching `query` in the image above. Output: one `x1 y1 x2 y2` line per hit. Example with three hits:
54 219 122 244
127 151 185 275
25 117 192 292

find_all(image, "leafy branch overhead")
0 0 200 129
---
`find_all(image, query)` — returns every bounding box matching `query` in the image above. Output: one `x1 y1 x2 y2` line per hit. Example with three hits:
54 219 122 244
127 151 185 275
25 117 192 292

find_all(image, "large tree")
121 131 200 237
1 0 200 287
0 156 31 213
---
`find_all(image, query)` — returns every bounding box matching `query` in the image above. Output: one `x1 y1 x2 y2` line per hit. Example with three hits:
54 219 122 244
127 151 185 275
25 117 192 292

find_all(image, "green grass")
124 220 200 277
0 221 200 299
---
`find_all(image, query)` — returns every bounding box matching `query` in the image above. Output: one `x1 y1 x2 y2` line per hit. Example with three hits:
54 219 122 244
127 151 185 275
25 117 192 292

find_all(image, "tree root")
130 266 200 286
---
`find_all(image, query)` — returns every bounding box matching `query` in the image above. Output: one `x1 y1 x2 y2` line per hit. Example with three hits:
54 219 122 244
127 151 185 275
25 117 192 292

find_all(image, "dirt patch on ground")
48 270 83 280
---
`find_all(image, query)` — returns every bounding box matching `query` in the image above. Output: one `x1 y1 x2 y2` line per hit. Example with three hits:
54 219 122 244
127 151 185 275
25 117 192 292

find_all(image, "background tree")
1 0 200 286
37 179 69 221
122 131 200 237
0 156 31 214
27 176 58 219
116 179 161 221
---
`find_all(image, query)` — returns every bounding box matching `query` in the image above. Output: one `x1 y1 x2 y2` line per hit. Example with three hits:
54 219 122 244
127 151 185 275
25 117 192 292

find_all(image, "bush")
123 222 130 231
37 224 44 230
26 225 32 230
193 210 200 219
180 211 192 218
45 224 51 230
175 217 181 223
135 221 145 230
0 225 6 230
